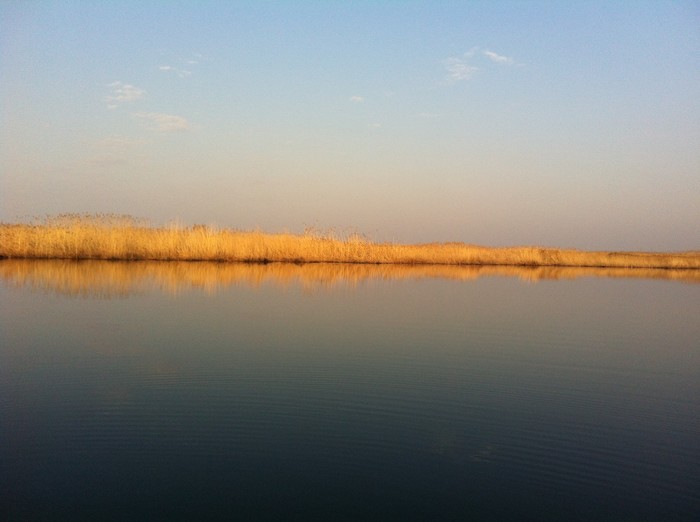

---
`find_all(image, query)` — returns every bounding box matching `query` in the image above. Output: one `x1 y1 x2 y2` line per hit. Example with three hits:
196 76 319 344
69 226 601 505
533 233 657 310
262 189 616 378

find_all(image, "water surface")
1 260 699 520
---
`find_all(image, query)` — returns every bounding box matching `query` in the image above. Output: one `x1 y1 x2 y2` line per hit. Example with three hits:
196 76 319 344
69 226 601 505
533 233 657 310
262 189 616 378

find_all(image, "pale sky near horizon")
1 1 699 250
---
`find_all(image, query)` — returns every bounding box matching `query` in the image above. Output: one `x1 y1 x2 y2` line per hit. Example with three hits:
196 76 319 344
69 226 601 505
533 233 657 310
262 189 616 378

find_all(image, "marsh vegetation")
1 214 698 269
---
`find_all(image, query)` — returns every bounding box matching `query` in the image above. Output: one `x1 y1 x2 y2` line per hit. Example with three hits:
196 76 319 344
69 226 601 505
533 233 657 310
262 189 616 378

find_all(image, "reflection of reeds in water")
1 259 698 298
2 214 699 269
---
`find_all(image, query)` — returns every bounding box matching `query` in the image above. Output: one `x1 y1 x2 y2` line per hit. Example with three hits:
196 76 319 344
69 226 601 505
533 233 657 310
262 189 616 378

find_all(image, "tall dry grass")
1 213 699 269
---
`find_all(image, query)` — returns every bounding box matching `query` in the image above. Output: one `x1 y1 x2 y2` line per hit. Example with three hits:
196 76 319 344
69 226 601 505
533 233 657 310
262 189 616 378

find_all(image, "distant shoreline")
1 215 699 269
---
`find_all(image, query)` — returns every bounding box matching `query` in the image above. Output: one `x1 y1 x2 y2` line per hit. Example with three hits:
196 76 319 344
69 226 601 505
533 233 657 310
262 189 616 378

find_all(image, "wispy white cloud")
133 112 190 133
106 81 145 107
159 65 192 77
483 50 514 64
464 46 480 58
443 57 478 82
349 96 365 103
187 52 209 65
443 47 521 83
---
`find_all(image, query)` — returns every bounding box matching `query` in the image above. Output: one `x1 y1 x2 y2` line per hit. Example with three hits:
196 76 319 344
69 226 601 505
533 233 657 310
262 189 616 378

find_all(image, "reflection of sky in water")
1 261 699 519
0 259 698 298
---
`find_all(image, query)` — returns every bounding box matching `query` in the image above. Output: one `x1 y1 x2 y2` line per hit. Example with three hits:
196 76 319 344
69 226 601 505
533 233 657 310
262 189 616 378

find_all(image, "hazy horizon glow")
1 1 699 250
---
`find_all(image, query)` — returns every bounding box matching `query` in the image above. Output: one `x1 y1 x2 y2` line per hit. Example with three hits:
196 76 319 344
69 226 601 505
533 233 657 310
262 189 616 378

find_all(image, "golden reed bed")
1 214 699 269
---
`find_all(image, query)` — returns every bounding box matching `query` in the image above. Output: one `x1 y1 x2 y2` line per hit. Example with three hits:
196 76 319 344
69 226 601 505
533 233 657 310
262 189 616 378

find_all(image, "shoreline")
1 216 698 270
1 256 699 271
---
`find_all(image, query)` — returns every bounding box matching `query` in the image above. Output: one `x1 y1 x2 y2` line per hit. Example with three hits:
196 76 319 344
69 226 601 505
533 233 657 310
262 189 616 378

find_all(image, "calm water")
1 260 699 520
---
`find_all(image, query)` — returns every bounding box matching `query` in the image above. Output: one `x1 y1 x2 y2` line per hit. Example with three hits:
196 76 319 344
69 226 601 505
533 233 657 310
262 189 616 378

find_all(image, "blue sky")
1 1 698 250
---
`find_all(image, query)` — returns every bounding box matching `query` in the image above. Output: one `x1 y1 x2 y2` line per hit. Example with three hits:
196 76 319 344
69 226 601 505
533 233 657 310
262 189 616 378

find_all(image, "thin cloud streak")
133 112 190 132
443 47 520 83
483 50 514 64
159 65 192 77
106 81 146 106
443 57 478 82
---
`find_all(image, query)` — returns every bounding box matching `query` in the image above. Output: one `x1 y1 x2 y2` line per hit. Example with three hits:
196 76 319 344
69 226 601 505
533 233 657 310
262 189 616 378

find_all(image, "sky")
1 1 699 251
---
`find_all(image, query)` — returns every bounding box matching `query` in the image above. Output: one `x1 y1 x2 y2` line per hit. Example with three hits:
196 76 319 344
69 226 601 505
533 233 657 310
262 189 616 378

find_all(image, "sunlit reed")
1 214 699 269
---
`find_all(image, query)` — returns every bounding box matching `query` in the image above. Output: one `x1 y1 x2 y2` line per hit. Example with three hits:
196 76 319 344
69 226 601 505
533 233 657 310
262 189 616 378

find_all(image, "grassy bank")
1 214 699 269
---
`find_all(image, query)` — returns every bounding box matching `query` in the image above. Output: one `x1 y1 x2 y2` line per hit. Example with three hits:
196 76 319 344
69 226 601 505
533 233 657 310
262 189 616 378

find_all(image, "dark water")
1 261 699 520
